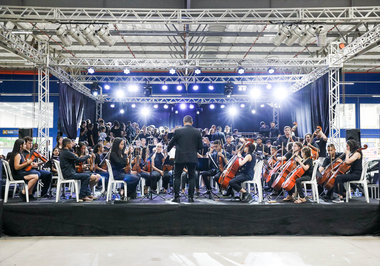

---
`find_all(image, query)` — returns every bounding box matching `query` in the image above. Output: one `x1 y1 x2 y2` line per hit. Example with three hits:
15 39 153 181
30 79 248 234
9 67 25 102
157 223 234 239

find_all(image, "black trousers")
228 173 250 193
181 170 199 190
334 173 360 196
287 175 311 198
173 163 197 198
201 170 220 190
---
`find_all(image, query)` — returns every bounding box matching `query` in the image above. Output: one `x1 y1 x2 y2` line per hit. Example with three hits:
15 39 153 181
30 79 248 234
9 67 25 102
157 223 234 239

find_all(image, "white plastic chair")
53 160 80 202
241 160 264 202
345 161 370 203
106 159 128 202
92 175 106 195
300 161 319 203
3 160 29 203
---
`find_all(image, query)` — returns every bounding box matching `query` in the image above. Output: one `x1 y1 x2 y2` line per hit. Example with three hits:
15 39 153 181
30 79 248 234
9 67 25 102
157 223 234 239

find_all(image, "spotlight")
189 104 194 109
299 26 316 46
56 27 72 47
224 82 234 97
208 84 214 90
104 84 110 90
273 25 290 46
131 104 136 108
87 67 95 74
260 104 265 107
285 26 302 46
143 83 152 97
116 90 124 98
266 84 272 89
267 67 275 74
164 104 169 109
123 68 130 75
316 26 327 47
193 85 199 91
162 85 168 91
120 109 125 114
180 103 186 110
169 68 176 75
175 110 178 114
110 104 115 108
237 67 245 74
91 82 100 97
141 107 150 116
97 26 116 47
196 111 200 115
251 109 256 114
69 27 87 46
154 104 158 109
210 104 215 109
221 105 225 109
128 84 138 92
238 85 247 91
275 87 288 100
194 68 201 75
240 104 245 108
251 88 261 98
176 85 182 91
228 107 238 116
83 26 100 47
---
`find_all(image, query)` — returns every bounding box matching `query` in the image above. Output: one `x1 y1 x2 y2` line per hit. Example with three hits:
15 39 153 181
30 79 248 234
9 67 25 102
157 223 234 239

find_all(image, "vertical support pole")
96 87 103 120
272 103 280 128
329 68 341 151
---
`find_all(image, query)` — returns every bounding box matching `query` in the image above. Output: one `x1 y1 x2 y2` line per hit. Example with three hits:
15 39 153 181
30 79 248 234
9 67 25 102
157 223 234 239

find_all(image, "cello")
317 153 345 186
271 153 298 191
324 144 367 190
263 149 282 182
282 157 307 191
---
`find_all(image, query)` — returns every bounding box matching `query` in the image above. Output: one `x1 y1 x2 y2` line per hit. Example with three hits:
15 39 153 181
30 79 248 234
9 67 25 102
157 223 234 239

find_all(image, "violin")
282 157 307 191
25 150 48 171
78 162 84 173
324 144 368 190
271 153 298 191
132 147 142 173
89 153 95 172
124 149 132 174
306 126 322 160
291 122 298 133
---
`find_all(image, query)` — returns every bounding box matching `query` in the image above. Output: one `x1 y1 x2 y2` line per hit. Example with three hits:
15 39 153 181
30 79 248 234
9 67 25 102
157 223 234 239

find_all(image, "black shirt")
79 127 87 142
255 143 269 155
87 129 94 146
212 131 226 144
153 152 164 170
224 143 236 155
322 152 344 168
110 151 127 173
313 137 327 157
277 135 292 148
284 150 294 161
111 127 122 138
59 149 89 178
302 158 314 177
270 127 281 138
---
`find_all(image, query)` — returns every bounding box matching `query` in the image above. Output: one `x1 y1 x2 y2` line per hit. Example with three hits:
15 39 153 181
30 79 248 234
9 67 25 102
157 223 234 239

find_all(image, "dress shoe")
188 197 195 203
171 197 180 203
29 195 37 201
223 190 234 197
242 192 252 203
19 192 26 202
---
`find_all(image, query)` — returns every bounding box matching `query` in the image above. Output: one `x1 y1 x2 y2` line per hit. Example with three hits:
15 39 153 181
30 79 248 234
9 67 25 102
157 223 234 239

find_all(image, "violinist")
201 140 230 196
109 138 140 199
276 126 295 148
93 143 109 190
332 139 363 203
283 147 314 203
224 139 256 203
76 142 101 194
151 143 171 193
137 147 152 194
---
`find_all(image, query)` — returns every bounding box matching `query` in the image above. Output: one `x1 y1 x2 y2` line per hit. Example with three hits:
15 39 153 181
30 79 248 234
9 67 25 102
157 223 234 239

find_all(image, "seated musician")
201 140 230 196
283 147 314 203
50 147 60 176
9 139 39 201
151 143 172 193
224 139 256 203
109 138 140 199
59 139 98 202
200 137 210 156
303 133 319 152
276 126 296 148
137 147 152 194
318 144 343 200
332 139 363 203
93 143 109 190
224 135 236 155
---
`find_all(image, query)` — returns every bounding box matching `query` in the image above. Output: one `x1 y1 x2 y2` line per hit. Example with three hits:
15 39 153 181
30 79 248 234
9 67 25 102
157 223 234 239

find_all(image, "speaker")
346 129 361 145
18 128 33 139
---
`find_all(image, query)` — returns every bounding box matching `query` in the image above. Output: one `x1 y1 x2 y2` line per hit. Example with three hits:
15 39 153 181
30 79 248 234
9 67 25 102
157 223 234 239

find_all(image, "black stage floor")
2 190 380 237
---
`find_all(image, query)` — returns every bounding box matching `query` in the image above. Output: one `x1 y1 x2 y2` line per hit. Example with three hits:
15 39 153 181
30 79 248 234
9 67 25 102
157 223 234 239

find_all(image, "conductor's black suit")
167 124 203 199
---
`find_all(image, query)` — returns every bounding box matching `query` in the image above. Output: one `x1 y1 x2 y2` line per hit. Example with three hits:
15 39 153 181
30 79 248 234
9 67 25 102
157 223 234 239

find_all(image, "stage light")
120 109 125 114
180 103 186 110
251 109 256 114
169 68 176 75
176 85 182 91
175 110 178 114
237 67 245 74
162 85 168 91
238 85 246 91
224 82 234 97
267 67 275 74
131 104 136 108
189 104 194 109
299 26 316 46
260 104 265 107
273 25 290 46
196 111 200 115
240 104 245 108
251 88 261 98
154 104 158 109
210 104 215 109
316 26 327 47
164 104 169 109
110 104 115 108
97 26 116 47
123 68 130 75
128 84 138 92
91 83 100 97
87 67 95 74
116 90 124 98
266 84 272 89
285 26 302 46
208 84 214 90
275 87 288 100
141 107 150 116
143 83 152 97
221 105 225 109
56 27 72 47
83 26 100 47
69 27 87 45
104 84 110 90
228 106 238 116
194 68 201 75
193 85 199 91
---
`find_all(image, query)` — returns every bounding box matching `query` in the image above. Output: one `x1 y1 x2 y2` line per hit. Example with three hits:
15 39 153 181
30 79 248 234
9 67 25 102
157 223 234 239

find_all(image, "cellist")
224 138 256 203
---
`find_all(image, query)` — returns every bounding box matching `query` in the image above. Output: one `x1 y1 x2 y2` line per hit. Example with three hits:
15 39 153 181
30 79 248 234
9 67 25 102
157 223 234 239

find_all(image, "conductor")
167 115 203 203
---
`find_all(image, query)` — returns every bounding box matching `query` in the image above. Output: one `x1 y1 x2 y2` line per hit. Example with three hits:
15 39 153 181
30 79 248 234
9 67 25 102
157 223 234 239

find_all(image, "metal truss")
272 104 280 130
1 6 380 24
77 74 305 84
328 68 341 151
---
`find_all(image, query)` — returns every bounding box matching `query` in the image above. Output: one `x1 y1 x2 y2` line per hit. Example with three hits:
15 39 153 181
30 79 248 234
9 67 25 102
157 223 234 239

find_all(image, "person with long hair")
79 121 87 142
9 139 39 201
93 143 109 190
55 136 63 151
109 138 140 199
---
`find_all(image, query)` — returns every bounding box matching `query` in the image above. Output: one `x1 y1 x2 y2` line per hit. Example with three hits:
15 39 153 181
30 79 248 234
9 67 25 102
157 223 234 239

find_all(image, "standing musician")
276 126 296 148
212 126 226 143
269 122 281 139
109 138 140 199
167 115 203 203
283 147 314 203
93 143 109 190
201 140 230 196
313 129 328 159
201 137 210 156
255 137 269 159
332 139 363 203
150 143 172 194
224 135 236 155
224 139 256 203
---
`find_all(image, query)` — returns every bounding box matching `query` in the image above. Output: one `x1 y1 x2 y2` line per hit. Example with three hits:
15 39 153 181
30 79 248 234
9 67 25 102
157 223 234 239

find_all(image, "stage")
2 193 379 237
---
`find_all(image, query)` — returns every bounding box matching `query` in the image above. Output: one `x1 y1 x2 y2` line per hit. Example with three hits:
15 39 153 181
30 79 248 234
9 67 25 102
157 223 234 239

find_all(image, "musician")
200 137 210 156
22 136 52 198
55 136 63 151
109 138 140 199
303 133 319 151
167 115 203 203
110 120 123 139
232 129 240 139
276 126 295 148
224 139 256 203
79 121 87 142
259 121 270 136
282 147 314 203
201 140 230 196
313 129 328 159
50 148 60 176
99 126 107 142
138 126 150 140
93 143 109 189
332 139 363 203
150 143 172 193
255 137 269 159
9 139 39 201
140 138 147 148
266 140 272 149
87 123 95 147
269 122 281 139
224 135 236 155
59 138 98 202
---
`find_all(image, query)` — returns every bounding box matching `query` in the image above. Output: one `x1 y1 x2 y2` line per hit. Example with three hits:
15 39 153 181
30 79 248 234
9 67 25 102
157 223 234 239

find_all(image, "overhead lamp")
221 105 225 109
175 110 178 114
116 90 124 98
193 85 199 91
143 83 152 97
285 26 302 46
87 67 95 74
237 67 245 74
162 84 168 91
110 103 115 108
128 84 138 92
275 87 288 100
267 67 275 74
224 82 234 97
208 84 214 90
189 104 194 109
228 106 238 116
123 68 130 75
120 109 125 114
251 110 256 114
260 104 265 107
299 26 316 46
176 84 182 91
56 27 72 47
251 88 261 98
68 27 87 46
273 25 290 46
316 26 327 47
240 104 245 108
154 104 158 108
169 68 176 75
210 104 215 109
164 104 169 109
104 84 110 90
141 107 151 117
180 103 186 110
131 104 136 108
194 68 201 75
196 111 200 115
238 85 246 91
266 84 272 89
83 27 100 47
91 83 100 97
97 26 116 47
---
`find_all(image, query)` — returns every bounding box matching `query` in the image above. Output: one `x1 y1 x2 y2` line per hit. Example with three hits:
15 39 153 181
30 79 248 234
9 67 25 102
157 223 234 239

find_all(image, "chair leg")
257 182 263 203
101 177 105 194
4 180 10 203
124 182 128 199
346 183 350 202
141 178 145 197
363 182 369 203
12 183 17 198
56 181 61 202
74 181 80 202
106 180 112 202
24 184 29 203
314 183 319 203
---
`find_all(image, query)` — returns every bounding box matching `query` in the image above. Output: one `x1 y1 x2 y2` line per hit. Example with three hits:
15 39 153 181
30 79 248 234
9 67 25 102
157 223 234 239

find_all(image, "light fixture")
194 68 201 75
180 103 186 110
273 25 290 46
110 104 115 108
238 85 247 91
221 104 225 109
162 84 168 90
210 104 215 109
169 68 176 75
193 85 199 91
97 26 116 47
251 109 256 114
316 26 327 47
164 104 169 109
87 67 95 74
266 84 272 89
228 106 238 116
237 67 245 74
224 82 234 97
141 107 150 117
56 27 72 47
260 104 265 107
143 83 152 97
154 104 158 109
120 109 125 114
267 67 275 74
189 104 194 109
131 104 136 108
275 87 288 100
83 26 100 47
176 84 182 91
175 110 178 114
208 84 214 90
285 26 302 46
128 84 138 92
196 111 200 115
104 84 110 90
299 26 316 46
91 82 100 97
116 90 124 98
251 88 261 98
240 104 245 108
123 68 130 75
69 27 87 46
